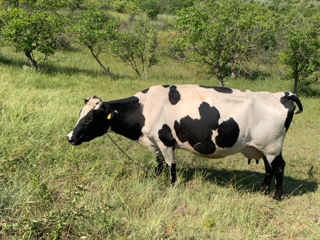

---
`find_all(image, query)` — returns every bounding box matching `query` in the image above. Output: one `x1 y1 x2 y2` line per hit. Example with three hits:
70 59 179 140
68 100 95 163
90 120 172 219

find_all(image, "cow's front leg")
261 156 274 195
169 163 176 185
155 152 164 176
159 146 176 185
271 154 286 201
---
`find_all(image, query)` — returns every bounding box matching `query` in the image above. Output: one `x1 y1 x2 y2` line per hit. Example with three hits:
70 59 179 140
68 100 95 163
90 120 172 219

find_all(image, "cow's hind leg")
271 154 286 201
261 156 274 195
155 152 164 176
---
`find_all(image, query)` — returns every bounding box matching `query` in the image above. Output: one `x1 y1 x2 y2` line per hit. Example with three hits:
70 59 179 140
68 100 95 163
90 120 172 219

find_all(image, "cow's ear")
84 97 91 104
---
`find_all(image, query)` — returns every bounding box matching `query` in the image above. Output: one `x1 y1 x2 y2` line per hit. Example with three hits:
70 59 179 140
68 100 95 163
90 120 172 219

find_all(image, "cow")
66 84 303 200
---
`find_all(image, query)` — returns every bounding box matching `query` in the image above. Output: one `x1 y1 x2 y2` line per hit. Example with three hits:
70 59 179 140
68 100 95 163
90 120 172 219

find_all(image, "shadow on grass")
41 63 106 78
180 167 318 197
0 54 111 78
0 54 26 68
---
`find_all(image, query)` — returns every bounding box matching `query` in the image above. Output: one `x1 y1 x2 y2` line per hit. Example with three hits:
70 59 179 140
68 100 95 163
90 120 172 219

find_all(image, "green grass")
0 46 320 240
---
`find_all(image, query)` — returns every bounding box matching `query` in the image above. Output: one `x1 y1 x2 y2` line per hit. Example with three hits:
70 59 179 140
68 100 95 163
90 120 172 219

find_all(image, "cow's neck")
108 96 145 140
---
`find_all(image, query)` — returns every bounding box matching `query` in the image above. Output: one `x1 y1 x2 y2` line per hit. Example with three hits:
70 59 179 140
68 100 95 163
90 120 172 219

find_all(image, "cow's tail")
288 93 303 114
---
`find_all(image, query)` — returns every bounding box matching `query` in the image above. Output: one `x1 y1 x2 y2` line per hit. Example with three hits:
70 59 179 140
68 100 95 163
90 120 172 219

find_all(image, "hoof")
273 194 281 201
273 190 283 201
170 177 177 185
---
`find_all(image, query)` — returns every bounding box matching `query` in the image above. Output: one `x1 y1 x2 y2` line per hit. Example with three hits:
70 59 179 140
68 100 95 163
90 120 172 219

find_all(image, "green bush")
139 0 161 19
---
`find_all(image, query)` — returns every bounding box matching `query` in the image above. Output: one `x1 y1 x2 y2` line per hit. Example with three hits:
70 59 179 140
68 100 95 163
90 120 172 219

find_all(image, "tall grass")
0 45 319 239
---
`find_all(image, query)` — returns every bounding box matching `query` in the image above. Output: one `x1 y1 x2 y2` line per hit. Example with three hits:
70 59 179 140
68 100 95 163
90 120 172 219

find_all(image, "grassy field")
0 45 320 240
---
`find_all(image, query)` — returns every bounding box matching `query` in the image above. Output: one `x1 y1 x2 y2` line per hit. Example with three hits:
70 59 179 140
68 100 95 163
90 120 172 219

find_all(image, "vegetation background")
0 0 320 239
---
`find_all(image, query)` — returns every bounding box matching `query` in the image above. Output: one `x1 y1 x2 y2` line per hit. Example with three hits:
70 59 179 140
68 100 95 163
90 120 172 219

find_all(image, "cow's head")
66 96 113 145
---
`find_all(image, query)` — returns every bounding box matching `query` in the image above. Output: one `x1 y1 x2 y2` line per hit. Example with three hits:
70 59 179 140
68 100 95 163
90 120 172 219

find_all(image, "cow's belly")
175 140 245 159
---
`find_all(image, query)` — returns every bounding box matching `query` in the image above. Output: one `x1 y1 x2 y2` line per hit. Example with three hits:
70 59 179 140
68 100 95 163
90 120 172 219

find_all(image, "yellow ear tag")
107 113 112 120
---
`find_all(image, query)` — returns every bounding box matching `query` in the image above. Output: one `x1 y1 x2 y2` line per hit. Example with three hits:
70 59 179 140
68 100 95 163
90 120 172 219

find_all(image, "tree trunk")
133 67 141 77
293 73 299 94
24 50 38 70
217 67 225 87
217 75 225 87
89 47 111 78
230 52 236 79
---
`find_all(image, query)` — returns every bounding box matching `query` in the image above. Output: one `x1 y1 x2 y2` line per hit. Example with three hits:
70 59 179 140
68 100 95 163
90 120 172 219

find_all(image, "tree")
113 0 141 22
175 0 273 86
125 1 142 22
113 0 160 20
0 0 65 70
139 0 161 19
110 17 158 78
279 11 320 94
72 7 118 77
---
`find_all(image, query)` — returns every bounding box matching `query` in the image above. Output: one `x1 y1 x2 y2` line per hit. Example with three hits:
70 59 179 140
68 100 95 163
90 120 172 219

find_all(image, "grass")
0 45 320 240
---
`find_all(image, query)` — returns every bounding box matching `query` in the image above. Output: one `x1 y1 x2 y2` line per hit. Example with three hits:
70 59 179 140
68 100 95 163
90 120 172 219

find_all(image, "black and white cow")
66 84 303 200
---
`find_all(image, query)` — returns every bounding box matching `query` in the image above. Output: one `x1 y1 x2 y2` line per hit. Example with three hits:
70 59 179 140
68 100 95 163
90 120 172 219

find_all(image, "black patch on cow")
199 102 220 130
141 88 149 94
109 97 145 140
280 92 295 131
174 102 221 154
199 85 233 94
158 124 176 148
174 101 240 154
168 85 181 105
162 85 170 88
174 117 216 154
215 118 240 148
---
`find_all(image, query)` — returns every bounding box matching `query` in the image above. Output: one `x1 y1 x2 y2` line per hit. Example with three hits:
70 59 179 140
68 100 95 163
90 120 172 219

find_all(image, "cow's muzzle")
66 135 81 145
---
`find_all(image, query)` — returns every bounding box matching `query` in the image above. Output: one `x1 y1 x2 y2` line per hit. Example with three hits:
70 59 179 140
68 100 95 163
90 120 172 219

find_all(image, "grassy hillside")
0 46 319 239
